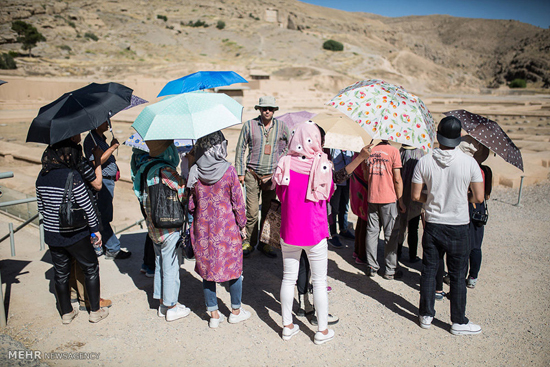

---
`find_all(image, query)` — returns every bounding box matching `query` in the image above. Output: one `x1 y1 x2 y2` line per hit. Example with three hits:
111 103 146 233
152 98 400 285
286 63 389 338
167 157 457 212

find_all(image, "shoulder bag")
59 171 88 228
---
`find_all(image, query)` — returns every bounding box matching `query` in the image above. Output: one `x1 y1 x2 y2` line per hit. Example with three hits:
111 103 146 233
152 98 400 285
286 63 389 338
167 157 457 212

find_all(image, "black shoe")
259 244 277 258
367 267 377 277
310 314 339 326
105 250 132 260
328 236 343 249
339 230 355 239
383 269 403 280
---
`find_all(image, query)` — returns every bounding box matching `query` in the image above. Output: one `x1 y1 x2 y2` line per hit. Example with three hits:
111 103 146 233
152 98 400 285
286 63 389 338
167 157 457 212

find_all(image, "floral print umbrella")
443 109 523 171
327 79 436 153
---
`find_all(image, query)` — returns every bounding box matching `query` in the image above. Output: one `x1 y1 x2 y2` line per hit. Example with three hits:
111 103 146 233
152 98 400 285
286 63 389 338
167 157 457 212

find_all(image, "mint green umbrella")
132 92 243 140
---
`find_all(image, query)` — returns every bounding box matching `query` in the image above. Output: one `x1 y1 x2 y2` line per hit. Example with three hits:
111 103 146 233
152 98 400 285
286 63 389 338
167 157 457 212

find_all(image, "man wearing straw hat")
235 96 290 258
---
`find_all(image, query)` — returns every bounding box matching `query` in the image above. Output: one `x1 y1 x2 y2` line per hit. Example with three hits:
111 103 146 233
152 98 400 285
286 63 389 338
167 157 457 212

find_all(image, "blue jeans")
419 222 470 324
329 181 350 234
99 178 120 253
153 231 181 307
203 277 242 312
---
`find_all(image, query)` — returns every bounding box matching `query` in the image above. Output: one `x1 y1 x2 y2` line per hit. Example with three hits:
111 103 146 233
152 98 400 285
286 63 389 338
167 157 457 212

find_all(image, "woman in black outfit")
36 135 109 324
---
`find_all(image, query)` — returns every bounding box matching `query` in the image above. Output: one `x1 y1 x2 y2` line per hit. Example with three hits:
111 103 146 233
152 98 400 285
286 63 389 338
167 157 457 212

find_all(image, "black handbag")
59 171 88 228
148 167 185 229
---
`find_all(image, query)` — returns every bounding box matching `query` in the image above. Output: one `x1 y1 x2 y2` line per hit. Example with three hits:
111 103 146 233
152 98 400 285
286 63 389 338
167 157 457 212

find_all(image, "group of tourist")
36 95 490 342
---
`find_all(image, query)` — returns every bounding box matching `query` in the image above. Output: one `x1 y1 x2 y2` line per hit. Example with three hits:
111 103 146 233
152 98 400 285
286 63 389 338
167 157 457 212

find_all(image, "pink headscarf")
273 121 333 202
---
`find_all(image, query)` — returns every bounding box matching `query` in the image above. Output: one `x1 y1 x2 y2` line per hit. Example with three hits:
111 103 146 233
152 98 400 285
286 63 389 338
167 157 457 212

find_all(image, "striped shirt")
36 168 100 247
235 116 290 176
143 166 187 244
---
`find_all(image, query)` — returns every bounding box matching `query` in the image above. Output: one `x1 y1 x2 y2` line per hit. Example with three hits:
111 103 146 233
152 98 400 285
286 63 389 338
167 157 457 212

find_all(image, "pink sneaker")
352 252 358 259
355 257 366 265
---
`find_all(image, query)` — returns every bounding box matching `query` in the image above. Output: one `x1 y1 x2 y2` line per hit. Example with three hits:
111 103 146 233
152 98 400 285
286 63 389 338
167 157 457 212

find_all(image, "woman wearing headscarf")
35 135 108 324
273 121 335 344
132 140 191 322
187 131 249 328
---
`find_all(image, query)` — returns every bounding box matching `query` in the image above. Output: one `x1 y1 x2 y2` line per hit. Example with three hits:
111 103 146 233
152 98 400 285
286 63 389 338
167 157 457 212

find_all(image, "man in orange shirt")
365 140 405 279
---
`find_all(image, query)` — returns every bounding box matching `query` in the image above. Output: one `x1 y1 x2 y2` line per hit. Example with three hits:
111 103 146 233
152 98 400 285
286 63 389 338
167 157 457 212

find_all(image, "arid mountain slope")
0 0 548 92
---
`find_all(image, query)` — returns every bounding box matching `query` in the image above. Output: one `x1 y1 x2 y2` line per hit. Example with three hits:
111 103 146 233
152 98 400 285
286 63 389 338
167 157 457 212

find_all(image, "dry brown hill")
0 0 548 93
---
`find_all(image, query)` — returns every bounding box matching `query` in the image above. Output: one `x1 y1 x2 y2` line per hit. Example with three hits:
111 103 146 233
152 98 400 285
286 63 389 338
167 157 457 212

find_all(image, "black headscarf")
41 138 84 174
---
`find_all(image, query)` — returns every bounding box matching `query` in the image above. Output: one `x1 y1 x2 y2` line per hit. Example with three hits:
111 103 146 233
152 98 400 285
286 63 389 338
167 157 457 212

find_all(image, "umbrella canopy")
443 109 524 171
313 112 372 152
132 91 243 141
157 71 248 97
26 82 133 145
0 80 6 86
122 94 148 111
275 111 317 129
327 79 436 152
124 132 193 153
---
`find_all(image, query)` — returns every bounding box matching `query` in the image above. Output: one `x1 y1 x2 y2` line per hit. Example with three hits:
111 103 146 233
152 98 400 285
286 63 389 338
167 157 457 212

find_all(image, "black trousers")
143 233 156 271
297 250 310 295
49 236 100 314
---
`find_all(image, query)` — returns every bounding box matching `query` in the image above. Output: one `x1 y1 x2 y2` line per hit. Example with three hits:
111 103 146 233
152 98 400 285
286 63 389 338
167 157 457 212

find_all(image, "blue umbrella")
157 71 248 97
132 91 243 141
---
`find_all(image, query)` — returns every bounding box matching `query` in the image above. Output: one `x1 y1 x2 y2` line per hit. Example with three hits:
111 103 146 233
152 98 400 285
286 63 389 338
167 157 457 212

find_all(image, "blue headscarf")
131 144 180 202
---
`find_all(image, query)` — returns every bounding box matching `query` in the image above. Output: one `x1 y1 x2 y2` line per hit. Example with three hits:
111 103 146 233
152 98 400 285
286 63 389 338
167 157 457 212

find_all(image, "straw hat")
146 140 173 157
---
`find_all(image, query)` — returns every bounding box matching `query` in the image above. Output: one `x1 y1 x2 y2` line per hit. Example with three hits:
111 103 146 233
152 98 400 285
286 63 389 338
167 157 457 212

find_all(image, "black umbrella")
443 109 523 171
26 82 133 145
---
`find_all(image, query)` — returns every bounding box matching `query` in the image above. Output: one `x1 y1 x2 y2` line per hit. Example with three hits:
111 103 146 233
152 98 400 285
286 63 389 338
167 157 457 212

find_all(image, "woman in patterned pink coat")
187 131 250 328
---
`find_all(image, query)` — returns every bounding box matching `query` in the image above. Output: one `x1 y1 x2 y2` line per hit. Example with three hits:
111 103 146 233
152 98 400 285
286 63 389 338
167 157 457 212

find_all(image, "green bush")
157 15 167 22
68 21 76 28
249 13 260 21
216 20 225 30
11 21 46 56
509 78 526 88
84 32 98 41
58 45 71 51
0 53 17 69
323 39 344 51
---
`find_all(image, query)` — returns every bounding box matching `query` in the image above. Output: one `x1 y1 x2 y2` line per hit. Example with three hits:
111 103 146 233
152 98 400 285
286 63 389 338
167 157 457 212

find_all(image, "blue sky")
299 0 550 28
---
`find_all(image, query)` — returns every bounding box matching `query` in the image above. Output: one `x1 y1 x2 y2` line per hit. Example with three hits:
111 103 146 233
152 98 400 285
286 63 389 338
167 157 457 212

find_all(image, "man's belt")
248 170 272 184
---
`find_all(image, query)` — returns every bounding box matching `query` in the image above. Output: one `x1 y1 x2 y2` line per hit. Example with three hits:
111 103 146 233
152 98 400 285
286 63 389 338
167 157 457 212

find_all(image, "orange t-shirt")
366 143 402 204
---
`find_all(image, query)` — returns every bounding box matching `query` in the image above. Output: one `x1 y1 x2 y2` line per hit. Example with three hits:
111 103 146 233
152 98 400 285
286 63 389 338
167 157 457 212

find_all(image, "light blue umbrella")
124 132 193 153
158 71 248 97
132 91 243 141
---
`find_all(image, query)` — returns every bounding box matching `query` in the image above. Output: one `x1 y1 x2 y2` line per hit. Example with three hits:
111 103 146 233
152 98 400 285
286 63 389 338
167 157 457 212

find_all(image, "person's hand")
92 231 102 246
91 146 104 164
240 227 247 239
359 144 373 160
238 175 245 185
110 138 120 149
398 198 406 213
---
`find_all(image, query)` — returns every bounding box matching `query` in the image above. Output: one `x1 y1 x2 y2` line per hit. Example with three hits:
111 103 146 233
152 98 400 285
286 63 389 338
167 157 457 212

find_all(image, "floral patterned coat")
189 165 246 282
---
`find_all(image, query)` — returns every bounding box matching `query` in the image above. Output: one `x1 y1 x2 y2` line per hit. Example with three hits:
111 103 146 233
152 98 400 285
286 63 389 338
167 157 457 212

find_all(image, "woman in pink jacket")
274 121 335 345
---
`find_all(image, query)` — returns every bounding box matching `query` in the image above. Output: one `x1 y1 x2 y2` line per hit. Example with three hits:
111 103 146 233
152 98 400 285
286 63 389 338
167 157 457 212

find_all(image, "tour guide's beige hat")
146 139 173 157
254 96 279 110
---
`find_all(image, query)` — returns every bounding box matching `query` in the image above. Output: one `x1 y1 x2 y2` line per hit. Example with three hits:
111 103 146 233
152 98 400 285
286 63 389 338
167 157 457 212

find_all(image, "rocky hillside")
0 0 548 93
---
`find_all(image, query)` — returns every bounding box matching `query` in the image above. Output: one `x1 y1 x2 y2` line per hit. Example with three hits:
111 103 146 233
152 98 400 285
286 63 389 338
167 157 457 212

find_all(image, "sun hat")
254 96 279 111
437 116 462 148
146 139 173 157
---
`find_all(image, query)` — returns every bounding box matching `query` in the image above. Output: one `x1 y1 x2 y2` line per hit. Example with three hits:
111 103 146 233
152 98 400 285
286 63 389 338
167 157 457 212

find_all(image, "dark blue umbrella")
26 82 132 145
0 80 6 86
157 71 247 97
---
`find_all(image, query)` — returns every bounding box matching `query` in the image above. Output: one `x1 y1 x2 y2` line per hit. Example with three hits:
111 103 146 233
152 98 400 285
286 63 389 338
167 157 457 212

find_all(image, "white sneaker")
451 321 482 335
419 315 433 329
466 277 478 289
165 304 191 322
209 313 225 328
228 308 251 324
158 304 168 318
282 324 300 341
314 329 335 345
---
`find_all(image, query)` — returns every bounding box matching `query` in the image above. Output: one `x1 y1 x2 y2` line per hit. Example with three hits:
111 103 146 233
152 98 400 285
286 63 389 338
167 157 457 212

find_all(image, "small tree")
323 40 344 51
11 21 46 56
509 78 527 88
0 53 17 69
216 20 226 30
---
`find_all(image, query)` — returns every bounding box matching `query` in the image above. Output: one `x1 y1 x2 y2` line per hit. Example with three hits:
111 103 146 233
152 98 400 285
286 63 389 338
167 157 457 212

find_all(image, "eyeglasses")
260 107 275 112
